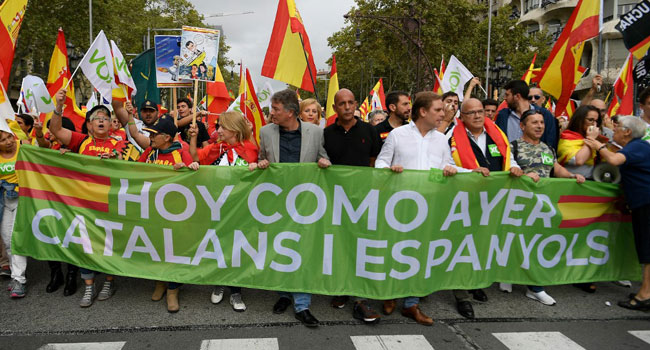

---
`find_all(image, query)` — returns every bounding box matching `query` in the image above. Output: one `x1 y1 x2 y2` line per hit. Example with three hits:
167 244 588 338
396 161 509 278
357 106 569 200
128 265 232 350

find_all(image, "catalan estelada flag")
607 53 634 117
241 68 266 145
325 54 339 126
0 0 27 89
16 159 110 212
46 29 86 131
533 0 599 117
359 97 370 122
558 195 631 228
262 0 317 92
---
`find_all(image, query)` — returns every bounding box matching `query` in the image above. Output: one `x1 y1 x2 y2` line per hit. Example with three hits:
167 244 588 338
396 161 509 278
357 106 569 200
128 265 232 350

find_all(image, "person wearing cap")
112 99 160 151
137 115 198 313
52 89 125 308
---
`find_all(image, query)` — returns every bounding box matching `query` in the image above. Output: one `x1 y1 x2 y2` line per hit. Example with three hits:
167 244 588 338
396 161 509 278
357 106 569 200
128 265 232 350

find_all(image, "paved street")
1 258 650 349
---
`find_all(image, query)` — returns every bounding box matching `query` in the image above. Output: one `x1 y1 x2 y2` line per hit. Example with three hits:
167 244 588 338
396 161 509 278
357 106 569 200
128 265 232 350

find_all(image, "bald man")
323 88 382 323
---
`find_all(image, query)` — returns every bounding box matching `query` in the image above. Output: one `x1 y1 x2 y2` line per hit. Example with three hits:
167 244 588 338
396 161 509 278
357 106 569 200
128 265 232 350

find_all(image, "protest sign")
179 26 221 82
13 145 640 299
154 35 192 88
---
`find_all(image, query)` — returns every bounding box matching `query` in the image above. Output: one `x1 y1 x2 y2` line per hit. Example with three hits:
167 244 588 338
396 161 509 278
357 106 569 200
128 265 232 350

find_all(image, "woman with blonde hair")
299 98 322 126
188 111 258 312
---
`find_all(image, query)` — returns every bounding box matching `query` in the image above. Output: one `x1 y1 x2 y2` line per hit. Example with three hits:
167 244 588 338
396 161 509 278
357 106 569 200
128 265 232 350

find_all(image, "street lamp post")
488 56 513 99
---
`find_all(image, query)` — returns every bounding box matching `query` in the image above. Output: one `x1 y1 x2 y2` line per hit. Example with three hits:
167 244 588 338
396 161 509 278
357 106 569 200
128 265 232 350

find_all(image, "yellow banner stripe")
558 202 618 221
16 170 109 204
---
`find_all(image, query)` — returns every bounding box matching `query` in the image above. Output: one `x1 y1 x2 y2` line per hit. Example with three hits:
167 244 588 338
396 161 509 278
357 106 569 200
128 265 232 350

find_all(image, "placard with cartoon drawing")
179 26 221 82
154 35 192 88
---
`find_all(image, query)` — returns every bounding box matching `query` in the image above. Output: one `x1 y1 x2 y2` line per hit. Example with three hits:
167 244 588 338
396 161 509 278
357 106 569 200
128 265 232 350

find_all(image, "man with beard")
375 91 410 143
495 80 558 151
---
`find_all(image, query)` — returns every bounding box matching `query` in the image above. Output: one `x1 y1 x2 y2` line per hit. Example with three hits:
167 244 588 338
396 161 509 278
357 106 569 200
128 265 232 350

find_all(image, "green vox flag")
131 48 159 110
12 146 642 300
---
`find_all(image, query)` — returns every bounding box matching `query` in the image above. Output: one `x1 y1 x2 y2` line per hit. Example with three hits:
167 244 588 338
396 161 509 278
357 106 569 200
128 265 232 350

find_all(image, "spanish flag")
521 53 540 84
533 0 599 117
557 129 595 166
433 68 443 95
0 0 27 89
325 54 339 126
558 195 631 228
262 0 317 92
606 53 634 117
16 159 110 212
241 68 266 145
206 64 231 134
45 29 86 131
450 118 511 170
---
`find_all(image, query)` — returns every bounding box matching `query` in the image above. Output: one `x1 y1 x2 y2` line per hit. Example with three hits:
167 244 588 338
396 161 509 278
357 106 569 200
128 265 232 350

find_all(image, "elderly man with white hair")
584 116 650 311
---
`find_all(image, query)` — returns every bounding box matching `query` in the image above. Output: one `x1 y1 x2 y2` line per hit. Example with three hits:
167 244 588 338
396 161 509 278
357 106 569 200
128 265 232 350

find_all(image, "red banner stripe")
16 161 111 186
557 195 621 204
20 188 109 212
559 213 632 228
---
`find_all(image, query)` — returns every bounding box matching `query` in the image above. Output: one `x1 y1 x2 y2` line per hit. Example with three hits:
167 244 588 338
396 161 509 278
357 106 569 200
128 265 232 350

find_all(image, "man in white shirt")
375 91 463 326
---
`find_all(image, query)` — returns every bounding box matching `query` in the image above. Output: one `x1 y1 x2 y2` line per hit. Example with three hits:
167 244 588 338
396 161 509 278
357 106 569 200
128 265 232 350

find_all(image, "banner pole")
172 87 178 126
192 80 198 126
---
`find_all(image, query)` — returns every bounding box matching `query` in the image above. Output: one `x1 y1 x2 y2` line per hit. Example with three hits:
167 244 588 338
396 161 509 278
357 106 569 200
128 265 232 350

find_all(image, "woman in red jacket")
189 111 258 312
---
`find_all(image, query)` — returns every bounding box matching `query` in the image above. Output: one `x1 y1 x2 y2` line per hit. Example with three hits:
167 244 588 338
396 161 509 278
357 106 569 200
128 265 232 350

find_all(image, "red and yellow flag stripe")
558 195 631 228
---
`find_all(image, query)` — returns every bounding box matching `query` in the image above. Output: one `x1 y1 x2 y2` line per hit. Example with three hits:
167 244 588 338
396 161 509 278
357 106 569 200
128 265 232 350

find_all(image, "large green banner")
13 145 641 299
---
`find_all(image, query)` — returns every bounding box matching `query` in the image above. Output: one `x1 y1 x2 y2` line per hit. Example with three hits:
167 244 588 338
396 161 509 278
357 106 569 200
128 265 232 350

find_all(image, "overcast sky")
191 0 356 89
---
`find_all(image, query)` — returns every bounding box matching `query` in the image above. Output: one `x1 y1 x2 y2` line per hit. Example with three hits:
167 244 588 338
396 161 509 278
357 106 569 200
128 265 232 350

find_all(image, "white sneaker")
210 286 224 304
614 280 632 288
230 293 246 312
499 283 512 293
526 290 556 306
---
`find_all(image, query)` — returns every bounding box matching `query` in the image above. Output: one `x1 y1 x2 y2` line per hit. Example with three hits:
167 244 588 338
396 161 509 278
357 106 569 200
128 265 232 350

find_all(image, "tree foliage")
327 0 552 100
7 0 239 97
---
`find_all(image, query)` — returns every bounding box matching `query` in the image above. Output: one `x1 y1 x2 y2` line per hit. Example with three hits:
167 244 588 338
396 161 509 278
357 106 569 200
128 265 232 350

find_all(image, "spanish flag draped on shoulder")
532 0 600 117
324 55 339 126
46 29 86 131
262 0 317 92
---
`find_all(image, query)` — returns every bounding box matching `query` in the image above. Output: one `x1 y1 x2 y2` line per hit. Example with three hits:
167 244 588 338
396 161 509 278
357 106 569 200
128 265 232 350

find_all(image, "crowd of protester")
1 79 649 328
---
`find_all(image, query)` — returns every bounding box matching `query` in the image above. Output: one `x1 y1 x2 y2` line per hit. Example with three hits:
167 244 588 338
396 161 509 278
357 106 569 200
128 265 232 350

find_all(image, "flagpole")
298 33 319 101
485 0 492 95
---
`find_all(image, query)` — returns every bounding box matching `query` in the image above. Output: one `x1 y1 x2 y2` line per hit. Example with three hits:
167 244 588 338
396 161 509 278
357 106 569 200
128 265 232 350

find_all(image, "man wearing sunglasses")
528 87 546 108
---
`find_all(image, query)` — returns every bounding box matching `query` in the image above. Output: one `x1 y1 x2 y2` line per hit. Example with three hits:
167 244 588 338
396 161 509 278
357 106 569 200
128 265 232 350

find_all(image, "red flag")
205 64 231 135
241 68 266 145
607 53 634 117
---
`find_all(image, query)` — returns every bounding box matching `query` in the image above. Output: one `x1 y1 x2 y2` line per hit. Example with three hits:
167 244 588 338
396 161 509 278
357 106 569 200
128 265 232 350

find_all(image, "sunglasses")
528 95 542 100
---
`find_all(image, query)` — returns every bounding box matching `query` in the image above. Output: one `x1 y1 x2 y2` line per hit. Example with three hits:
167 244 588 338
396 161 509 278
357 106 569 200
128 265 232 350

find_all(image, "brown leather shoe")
151 281 166 301
167 288 180 313
401 305 433 326
383 299 397 315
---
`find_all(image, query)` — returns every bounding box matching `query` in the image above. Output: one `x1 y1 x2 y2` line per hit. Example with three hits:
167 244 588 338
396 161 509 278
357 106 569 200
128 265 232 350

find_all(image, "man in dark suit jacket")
251 89 330 327
495 80 558 151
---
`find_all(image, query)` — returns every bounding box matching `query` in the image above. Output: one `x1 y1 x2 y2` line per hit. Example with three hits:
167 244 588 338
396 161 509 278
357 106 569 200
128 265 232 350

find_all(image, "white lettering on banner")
502 189 534 226
248 183 283 224
232 230 267 270
384 191 428 233
32 209 62 245
389 240 421 280
322 234 333 275
519 233 542 269
425 239 452 278
270 231 302 273
155 184 196 221
164 228 191 264
118 179 151 219
441 191 471 230
485 232 515 270
332 185 378 231
537 234 566 268
587 229 610 265
286 183 327 224
191 229 227 267
479 189 508 226
62 215 93 254
95 219 123 257
122 226 161 261
566 233 589 266
446 234 482 271
526 194 556 227
197 185 233 221
356 238 387 280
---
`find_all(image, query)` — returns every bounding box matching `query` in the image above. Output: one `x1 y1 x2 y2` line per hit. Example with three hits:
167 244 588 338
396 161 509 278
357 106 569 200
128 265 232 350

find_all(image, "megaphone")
593 162 621 184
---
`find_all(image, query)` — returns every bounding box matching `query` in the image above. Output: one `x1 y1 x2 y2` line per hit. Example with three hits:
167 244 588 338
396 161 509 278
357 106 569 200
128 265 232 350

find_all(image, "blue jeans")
404 296 419 308
279 292 311 312
528 285 544 292
80 267 98 280
0 180 18 228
